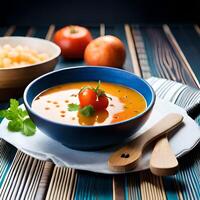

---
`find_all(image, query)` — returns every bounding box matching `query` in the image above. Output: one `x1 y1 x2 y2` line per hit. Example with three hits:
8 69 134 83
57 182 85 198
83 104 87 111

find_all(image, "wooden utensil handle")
108 113 183 172
150 136 179 176
140 113 183 147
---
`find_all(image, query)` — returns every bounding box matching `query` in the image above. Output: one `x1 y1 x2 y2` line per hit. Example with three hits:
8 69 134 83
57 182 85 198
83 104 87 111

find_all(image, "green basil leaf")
0 110 7 118
2 110 17 120
10 99 19 111
8 119 23 132
80 105 95 117
18 108 28 118
68 103 79 111
22 118 36 136
8 110 18 120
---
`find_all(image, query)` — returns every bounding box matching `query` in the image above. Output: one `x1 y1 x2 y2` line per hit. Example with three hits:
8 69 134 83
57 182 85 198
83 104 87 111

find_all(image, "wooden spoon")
108 113 183 172
150 136 179 176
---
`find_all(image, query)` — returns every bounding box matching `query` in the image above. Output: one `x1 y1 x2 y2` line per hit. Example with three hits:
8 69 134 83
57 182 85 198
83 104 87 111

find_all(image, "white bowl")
0 36 61 101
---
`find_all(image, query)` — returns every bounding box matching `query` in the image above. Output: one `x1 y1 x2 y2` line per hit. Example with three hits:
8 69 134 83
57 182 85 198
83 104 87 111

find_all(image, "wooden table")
0 24 200 200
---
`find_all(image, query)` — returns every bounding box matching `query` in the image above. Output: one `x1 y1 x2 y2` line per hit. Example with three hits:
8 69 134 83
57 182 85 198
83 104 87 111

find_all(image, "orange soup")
32 82 146 126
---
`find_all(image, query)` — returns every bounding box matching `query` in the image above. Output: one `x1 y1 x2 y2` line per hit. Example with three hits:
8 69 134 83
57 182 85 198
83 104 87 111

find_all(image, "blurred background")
1 0 199 26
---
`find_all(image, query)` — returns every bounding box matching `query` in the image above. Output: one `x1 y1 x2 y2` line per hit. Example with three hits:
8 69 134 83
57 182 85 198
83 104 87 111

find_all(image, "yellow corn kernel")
2 57 12 67
3 44 12 51
15 45 24 52
0 59 3 68
38 53 48 61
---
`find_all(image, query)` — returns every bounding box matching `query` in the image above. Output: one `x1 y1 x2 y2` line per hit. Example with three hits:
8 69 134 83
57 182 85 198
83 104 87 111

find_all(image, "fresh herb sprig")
68 103 95 117
0 99 36 136
68 103 79 111
94 81 112 100
79 105 94 117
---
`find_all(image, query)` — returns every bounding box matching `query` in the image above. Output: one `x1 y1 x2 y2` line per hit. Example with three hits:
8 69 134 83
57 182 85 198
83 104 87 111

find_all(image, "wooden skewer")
108 113 183 172
124 24 142 77
4 26 15 36
45 24 55 41
194 24 200 36
100 23 105 36
26 27 35 37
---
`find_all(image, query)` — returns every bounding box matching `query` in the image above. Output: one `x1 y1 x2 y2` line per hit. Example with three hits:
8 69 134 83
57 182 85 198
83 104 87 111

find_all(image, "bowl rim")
23 66 156 128
0 36 61 71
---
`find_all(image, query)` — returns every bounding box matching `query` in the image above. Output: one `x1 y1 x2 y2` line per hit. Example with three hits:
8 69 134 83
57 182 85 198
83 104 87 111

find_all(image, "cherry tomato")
94 95 109 111
54 25 92 59
78 88 97 107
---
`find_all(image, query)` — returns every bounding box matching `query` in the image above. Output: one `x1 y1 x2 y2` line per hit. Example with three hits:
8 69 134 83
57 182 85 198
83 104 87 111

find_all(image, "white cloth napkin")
0 97 199 174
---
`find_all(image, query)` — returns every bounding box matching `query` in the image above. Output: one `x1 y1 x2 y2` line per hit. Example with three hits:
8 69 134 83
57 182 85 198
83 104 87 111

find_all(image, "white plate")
0 98 199 174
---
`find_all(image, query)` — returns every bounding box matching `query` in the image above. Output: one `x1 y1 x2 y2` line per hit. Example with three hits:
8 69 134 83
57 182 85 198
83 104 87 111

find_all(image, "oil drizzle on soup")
32 82 146 126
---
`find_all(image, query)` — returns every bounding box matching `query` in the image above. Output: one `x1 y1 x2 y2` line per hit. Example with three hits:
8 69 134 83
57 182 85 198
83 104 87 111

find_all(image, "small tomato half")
94 95 109 111
78 88 97 108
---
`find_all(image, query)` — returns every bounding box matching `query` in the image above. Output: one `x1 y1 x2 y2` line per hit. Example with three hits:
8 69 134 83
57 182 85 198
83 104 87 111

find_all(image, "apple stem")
69 26 78 34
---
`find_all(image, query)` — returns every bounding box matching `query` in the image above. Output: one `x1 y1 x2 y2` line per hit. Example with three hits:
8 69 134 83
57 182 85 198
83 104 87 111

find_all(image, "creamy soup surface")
32 82 147 126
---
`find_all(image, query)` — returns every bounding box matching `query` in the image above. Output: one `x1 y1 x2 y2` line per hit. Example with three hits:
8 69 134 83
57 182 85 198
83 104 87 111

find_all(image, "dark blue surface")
170 25 200 82
24 66 155 150
75 171 113 200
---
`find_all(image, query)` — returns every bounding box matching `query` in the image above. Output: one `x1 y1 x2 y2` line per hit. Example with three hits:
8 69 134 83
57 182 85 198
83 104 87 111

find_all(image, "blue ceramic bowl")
24 66 155 150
